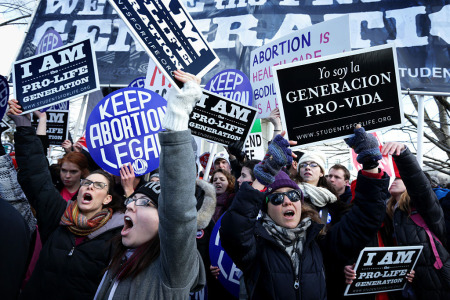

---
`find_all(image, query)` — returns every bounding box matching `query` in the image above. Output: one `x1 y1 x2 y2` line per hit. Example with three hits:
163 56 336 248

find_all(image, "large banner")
274 44 404 147
13 0 449 93
13 39 100 114
345 246 423 296
108 0 219 90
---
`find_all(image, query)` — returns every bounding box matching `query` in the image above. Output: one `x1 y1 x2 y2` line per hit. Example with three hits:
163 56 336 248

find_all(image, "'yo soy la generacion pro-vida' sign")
86 87 167 176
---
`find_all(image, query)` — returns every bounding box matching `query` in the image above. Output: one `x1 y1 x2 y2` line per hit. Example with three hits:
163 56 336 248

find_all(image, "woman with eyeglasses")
220 130 390 300
8 101 125 299
94 70 206 299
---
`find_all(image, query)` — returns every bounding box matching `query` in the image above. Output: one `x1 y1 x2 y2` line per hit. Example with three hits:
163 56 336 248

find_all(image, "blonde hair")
386 191 411 219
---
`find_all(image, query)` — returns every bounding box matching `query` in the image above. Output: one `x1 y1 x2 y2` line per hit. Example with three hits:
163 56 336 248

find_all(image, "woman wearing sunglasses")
220 129 389 300
94 70 206 299
8 104 126 299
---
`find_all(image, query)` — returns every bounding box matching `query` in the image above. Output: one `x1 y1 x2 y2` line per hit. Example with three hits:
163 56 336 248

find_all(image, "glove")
253 134 293 185
228 140 246 162
162 80 202 131
345 127 382 170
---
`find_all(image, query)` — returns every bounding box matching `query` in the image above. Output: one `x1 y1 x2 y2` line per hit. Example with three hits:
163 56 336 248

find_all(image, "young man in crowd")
328 164 352 204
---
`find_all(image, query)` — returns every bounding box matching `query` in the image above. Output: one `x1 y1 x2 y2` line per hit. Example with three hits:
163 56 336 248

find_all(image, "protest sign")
86 87 166 176
35 28 63 55
345 246 423 296
108 0 219 90
244 119 264 160
250 16 351 119
199 152 210 170
144 59 172 98
128 77 146 88
204 69 253 106
209 215 241 298
0 75 9 120
13 38 100 114
189 90 257 146
31 111 69 146
273 44 404 147
0 120 11 133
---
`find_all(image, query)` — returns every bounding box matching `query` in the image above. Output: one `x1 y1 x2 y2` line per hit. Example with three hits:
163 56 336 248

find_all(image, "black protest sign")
108 0 219 90
31 111 69 146
13 39 99 114
189 90 257 146
273 44 403 147
345 246 423 296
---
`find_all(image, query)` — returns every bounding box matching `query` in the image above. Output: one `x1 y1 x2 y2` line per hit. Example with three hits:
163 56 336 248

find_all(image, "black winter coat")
15 127 123 300
220 171 389 300
392 148 450 299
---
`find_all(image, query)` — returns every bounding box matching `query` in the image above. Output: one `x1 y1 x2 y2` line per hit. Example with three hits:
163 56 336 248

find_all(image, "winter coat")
220 171 389 300
14 126 124 300
392 147 450 299
94 130 206 299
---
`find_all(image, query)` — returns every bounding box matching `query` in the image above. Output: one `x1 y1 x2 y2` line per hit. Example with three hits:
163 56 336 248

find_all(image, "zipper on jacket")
68 246 75 256
294 278 299 289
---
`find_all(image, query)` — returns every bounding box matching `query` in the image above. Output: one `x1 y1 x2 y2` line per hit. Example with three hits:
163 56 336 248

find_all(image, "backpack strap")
410 211 443 269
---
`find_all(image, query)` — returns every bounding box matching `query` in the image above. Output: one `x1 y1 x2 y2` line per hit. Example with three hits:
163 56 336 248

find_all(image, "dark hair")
58 152 90 178
242 159 261 181
210 169 235 194
329 164 350 181
89 169 125 213
107 234 160 280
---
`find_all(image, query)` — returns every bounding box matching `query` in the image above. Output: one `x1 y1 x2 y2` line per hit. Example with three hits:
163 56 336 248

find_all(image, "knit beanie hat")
128 181 161 207
213 151 230 167
263 171 301 212
297 151 326 174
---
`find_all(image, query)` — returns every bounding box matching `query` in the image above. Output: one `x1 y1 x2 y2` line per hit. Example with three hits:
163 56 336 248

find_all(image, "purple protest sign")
0 75 9 120
128 77 146 88
86 87 166 176
35 28 63 55
204 69 253 106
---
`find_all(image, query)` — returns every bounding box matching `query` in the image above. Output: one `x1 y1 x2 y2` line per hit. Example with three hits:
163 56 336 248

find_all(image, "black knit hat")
128 181 161 206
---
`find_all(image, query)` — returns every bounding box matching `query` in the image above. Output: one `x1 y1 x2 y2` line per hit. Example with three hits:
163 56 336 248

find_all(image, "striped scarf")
299 183 337 208
60 200 113 236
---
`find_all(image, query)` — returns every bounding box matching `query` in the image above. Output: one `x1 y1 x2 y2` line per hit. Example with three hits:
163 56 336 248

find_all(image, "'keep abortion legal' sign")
108 0 219 90
345 246 423 296
189 90 257 146
204 69 253 106
86 88 166 176
273 44 404 147
13 39 100 114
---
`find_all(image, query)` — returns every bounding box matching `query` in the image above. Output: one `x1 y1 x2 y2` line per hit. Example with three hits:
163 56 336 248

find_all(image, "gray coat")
95 130 206 299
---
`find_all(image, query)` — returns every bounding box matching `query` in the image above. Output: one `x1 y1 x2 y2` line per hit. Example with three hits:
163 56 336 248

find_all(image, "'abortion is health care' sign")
86 87 166 176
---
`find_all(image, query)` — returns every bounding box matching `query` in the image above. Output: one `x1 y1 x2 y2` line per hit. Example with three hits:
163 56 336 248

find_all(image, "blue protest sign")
128 77 146 88
209 215 241 299
0 75 9 120
13 38 100 114
86 87 166 176
204 69 253 107
35 28 63 55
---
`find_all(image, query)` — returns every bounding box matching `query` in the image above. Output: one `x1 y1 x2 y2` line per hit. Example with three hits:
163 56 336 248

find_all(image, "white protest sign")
250 15 350 119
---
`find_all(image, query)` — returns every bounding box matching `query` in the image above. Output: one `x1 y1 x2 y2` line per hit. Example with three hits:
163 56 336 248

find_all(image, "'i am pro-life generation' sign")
86 87 167 176
273 44 404 147
345 246 423 296
31 110 69 146
189 90 257 146
108 0 219 90
13 38 99 114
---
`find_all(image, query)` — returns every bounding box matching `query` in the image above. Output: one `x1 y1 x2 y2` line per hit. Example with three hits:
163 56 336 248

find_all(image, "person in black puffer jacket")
383 142 450 299
220 127 389 300
8 99 125 300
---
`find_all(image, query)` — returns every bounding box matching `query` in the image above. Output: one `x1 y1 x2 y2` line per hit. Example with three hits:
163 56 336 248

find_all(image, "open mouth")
82 193 92 204
121 216 134 236
284 210 295 218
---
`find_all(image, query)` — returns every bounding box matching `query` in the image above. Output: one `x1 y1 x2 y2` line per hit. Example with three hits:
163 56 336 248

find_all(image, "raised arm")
158 70 205 290
8 99 67 243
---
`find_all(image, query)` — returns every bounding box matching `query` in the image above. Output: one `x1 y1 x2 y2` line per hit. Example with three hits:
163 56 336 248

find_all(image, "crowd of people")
1 70 449 300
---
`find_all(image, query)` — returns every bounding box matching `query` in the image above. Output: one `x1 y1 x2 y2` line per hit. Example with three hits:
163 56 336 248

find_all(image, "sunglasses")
266 190 303 206
124 196 157 207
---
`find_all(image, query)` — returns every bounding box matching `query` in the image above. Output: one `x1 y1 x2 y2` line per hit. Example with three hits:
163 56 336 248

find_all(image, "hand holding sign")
381 142 406 157
120 163 136 198
345 125 382 170
162 70 202 132
7 99 31 127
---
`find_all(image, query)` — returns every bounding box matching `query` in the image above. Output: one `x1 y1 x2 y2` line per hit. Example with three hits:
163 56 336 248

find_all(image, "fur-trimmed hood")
195 179 216 230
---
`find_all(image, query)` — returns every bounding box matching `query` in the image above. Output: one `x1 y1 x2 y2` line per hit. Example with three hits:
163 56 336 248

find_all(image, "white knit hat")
213 151 230 166
297 151 327 174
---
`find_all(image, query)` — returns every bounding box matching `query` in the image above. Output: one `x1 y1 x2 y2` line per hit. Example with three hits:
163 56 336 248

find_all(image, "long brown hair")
210 169 235 194
58 152 90 178
386 191 411 219
108 234 160 280
301 201 322 224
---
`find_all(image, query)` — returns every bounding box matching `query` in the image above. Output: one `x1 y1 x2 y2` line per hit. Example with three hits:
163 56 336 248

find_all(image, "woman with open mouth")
94 70 206 299
8 104 126 299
